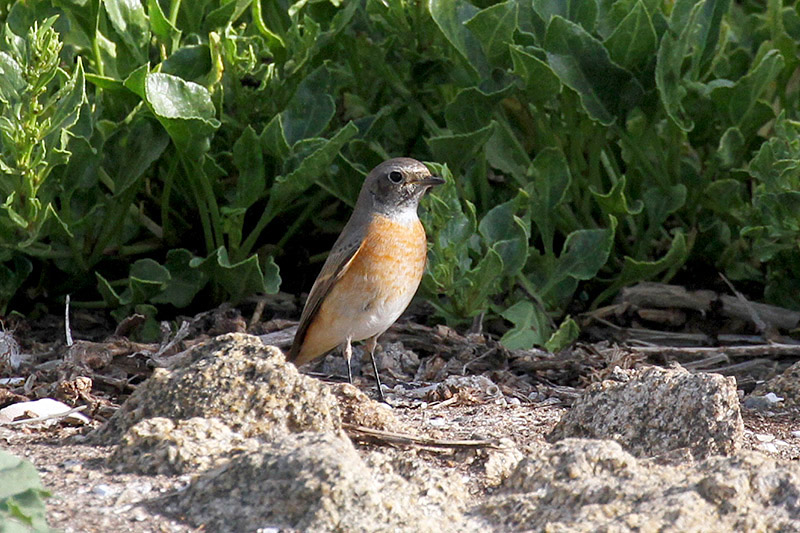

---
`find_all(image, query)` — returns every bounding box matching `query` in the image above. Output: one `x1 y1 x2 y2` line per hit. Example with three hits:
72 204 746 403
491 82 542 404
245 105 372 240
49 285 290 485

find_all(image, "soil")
3 393 799 531
2 292 800 532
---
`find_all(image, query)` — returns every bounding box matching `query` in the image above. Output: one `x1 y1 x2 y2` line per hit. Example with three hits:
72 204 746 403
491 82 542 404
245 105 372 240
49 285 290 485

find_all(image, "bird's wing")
288 229 365 362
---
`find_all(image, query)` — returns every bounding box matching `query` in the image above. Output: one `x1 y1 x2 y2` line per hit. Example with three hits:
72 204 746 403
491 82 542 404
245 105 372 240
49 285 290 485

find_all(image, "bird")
287 157 444 401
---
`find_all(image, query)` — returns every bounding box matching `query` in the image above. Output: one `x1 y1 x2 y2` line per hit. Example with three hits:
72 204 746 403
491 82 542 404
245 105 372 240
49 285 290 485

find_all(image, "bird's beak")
412 175 445 187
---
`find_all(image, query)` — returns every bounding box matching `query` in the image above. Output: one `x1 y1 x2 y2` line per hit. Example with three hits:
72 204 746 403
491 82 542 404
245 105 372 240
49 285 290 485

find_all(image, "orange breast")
295 214 428 364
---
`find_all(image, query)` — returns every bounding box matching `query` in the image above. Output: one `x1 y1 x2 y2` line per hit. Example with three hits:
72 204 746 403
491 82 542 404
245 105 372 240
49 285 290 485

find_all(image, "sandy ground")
3 391 799 533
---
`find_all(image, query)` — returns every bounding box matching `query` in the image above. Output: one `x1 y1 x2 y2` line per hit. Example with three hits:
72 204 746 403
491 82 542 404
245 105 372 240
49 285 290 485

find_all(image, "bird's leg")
366 335 385 402
343 336 353 384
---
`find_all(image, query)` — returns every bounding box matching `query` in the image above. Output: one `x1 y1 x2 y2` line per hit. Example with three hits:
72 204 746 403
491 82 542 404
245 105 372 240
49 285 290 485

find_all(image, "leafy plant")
0 450 54 532
0 0 797 351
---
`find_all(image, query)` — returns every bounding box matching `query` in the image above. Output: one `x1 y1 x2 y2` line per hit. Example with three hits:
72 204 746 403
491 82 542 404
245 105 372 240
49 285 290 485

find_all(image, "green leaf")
556 224 616 281
43 59 87 140
527 147 572 253
703 179 746 214
428 0 489 78
716 127 745 169
479 190 530 277
191 247 278 302
96 273 124 307
464 1 517 66
129 258 170 303
510 45 562 104
147 0 180 44
268 122 359 211
603 0 657 71
644 184 687 229
262 254 281 294
464 246 504 314
143 72 220 159
0 51 25 103
444 85 513 133
710 49 784 132
533 0 598 31
485 119 531 184
281 65 335 146
161 45 211 81
544 315 579 352
692 0 731 73
150 249 209 307
500 300 547 350
104 116 170 192
427 122 495 172
527 217 617 310
261 114 290 160
591 175 644 216
0 450 53 533
544 16 643 125
103 0 150 63
595 230 689 304
0 256 32 313
655 0 707 131
232 125 265 208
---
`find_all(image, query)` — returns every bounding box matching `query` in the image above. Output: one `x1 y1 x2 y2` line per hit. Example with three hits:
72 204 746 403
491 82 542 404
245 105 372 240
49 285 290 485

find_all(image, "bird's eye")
388 170 403 184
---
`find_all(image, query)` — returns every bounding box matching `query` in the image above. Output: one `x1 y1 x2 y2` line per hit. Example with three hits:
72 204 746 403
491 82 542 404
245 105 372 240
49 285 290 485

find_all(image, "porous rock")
108 416 258 475
481 438 800 532
330 383 405 432
169 431 478 533
92 333 341 443
548 365 743 458
752 360 800 408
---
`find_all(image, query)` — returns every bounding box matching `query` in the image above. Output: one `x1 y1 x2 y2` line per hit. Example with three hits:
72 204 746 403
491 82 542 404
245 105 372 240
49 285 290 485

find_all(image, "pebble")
755 433 775 443
92 484 114 497
758 442 779 454
61 459 82 472
791 430 800 439
428 417 447 427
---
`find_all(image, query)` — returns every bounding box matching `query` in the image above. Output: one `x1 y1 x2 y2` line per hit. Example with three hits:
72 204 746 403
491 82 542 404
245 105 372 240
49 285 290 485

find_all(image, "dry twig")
343 423 505 450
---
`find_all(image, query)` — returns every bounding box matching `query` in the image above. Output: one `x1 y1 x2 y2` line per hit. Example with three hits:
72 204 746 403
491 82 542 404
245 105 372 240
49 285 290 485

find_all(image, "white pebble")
92 484 114 497
764 392 784 403
758 442 779 454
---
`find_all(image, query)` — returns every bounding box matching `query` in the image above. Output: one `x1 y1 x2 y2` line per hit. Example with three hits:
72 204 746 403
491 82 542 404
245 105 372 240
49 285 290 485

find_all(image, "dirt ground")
2 391 799 532
2 288 800 532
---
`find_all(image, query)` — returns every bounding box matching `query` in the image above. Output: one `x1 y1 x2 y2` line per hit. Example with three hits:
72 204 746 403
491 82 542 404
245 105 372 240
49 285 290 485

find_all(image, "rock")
92 333 341 443
329 383 404 432
481 438 800 532
548 365 743 458
168 431 477 533
482 439 524 487
742 392 784 410
108 417 258 475
752 360 800 408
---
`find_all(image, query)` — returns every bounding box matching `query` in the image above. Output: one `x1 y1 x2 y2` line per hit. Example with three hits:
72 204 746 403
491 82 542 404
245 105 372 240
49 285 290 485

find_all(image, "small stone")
755 433 775 442
130 507 148 522
758 442 779 454
752 361 800 408
92 484 114 497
